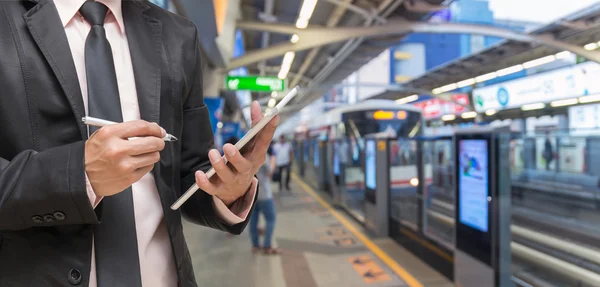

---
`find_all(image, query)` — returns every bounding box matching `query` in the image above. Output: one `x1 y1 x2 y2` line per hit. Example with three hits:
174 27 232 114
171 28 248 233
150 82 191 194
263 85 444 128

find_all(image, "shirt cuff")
212 177 258 225
85 173 103 209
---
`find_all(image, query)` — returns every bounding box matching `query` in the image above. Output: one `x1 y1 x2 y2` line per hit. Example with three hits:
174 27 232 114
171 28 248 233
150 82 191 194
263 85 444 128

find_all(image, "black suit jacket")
0 1 254 286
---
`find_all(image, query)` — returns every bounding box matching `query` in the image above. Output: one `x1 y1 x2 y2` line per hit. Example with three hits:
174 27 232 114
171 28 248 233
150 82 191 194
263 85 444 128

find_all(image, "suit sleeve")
0 141 101 230
178 25 257 235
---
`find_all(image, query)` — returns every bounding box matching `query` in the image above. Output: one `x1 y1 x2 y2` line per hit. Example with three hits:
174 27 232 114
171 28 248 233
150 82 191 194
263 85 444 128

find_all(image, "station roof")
239 0 452 109
374 3 600 102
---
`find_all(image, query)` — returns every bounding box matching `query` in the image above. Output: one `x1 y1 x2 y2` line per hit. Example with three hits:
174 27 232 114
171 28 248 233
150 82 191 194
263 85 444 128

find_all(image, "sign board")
413 94 470 119
225 75 285 92
473 61 600 112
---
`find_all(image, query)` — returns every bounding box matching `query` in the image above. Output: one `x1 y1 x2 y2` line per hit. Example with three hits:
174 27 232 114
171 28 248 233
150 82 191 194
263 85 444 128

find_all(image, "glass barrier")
509 131 600 286
389 139 420 231
343 137 365 221
422 138 454 250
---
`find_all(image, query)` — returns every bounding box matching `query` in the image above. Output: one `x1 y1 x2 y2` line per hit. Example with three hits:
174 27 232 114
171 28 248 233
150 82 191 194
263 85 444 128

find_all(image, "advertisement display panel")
458 139 489 232
365 140 376 190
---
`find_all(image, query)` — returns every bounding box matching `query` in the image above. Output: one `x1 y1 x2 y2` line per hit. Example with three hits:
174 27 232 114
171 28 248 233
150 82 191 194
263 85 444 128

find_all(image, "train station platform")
183 174 452 287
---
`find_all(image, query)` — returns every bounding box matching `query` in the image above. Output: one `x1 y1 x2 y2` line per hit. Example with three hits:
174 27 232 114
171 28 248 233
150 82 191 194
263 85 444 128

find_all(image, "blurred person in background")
249 142 281 255
273 135 293 192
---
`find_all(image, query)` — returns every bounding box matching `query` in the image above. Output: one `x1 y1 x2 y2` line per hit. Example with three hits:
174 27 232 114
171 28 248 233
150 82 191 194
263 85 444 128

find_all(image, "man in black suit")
0 0 277 286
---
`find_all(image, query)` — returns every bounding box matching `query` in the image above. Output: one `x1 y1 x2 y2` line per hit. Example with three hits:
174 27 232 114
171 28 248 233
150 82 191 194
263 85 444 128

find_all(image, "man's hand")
195 101 279 206
85 120 166 197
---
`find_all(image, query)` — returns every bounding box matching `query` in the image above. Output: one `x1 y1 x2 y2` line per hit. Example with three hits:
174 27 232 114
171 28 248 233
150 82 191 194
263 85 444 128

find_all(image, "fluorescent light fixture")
475 72 497 83
278 51 296 79
496 64 523 77
433 83 458 94
584 42 598 51
456 78 476 88
579 94 600 104
461 111 477 119
521 103 545 111
268 98 277 108
441 114 456 121
555 51 571 59
271 91 278 98
290 34 300 43
550 98 578 107
296 0 318 29
395 94 419 104
485 109 497 116
523 55 556 69
216 122 223 129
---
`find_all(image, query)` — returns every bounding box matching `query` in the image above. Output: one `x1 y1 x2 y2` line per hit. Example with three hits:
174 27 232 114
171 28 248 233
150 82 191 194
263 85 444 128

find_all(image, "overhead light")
278 51 296 79
456 78 476 88
584 42 598 51
433 83 458 94
496 64 523 77
290 34 300 43
579 94 600 104
521 103 545 111
523 55 556 69
441 114 456 121
395 94 419 104
216 122 223 129
475 72 497 83
461 111 477 119
271 91 278 98
296 0 318 29
485 109 497 116
555 51 571 59
550 98 578 107
268 98 277 108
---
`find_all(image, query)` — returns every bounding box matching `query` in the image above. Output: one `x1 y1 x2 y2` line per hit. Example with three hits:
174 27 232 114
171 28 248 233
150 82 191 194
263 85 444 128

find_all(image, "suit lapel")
23 0 87 139
122 1 162 125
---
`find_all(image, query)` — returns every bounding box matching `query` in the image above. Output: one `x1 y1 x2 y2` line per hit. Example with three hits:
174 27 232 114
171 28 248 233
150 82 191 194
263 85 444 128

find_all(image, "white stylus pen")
82 116 178 142
170 86 299 210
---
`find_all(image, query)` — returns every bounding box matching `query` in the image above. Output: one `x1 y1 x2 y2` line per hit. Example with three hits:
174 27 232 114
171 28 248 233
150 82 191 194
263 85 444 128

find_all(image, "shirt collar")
54 0 124 32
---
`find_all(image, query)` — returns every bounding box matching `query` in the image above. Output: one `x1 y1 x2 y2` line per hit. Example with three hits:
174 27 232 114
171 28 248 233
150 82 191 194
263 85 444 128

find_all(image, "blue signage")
496 87 509 107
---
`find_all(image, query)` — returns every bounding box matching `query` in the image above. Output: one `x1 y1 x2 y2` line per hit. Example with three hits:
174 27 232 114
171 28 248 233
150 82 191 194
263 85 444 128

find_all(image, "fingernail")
209 150 221 163
160 127 166 136
225 144 236 157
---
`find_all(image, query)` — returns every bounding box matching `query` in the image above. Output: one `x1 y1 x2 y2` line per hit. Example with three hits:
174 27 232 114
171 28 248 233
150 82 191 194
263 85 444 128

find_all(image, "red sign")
413 94 470 119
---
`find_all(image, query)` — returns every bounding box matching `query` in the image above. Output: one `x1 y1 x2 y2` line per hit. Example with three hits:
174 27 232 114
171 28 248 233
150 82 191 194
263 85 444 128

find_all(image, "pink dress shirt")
53 1 257 286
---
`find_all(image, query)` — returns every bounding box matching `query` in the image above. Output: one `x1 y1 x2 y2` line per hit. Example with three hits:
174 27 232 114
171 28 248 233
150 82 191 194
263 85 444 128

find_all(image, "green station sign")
225 75 285 92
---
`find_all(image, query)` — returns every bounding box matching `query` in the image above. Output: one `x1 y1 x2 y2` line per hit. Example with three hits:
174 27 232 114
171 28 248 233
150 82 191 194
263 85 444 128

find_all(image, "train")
281 99 600 287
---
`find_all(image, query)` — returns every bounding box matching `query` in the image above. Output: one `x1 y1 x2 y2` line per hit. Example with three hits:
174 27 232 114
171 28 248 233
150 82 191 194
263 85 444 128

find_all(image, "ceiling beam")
230 20 600 70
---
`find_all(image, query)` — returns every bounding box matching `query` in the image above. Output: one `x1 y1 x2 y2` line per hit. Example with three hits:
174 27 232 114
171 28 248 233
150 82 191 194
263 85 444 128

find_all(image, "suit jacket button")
68 269 82 285
32 215 44 224
43 214 55 223
54 211 66 221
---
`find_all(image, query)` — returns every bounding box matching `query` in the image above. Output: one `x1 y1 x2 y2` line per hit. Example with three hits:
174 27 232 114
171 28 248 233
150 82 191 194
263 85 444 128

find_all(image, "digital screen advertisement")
458 139 489 232
314 141 320 167
365 140 376 190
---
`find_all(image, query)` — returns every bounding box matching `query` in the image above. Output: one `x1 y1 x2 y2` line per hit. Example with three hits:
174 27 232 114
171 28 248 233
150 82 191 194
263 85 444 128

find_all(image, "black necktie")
80 2 143 286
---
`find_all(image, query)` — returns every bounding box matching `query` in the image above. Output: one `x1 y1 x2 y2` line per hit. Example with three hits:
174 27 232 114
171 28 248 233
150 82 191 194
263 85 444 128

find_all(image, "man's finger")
125 136 166 156
195 170 219 195
252 115 279 155
223 144 252 174
105 120 165 139
250 101 263 126
208 149 236 183
131 151 161 169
